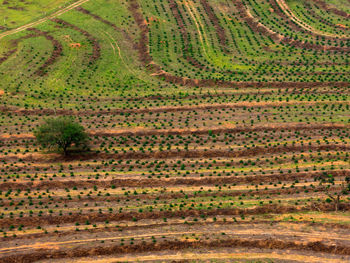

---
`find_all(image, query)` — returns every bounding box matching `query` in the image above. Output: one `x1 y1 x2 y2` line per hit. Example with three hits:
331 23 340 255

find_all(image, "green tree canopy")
34 117 89 155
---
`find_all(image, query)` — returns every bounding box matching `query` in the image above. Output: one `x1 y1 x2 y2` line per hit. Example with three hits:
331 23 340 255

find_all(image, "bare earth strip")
39 248 350 263
0 0 90 41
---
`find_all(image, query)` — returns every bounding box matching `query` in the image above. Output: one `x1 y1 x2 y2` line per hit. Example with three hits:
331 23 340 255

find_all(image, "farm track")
0 0 91 41
3 219 350 243
3 235 350 262
269 0 346 39
274 0 349 39
41 250 350 263
199 0 229 53
185 0 210 60
167 0 213 71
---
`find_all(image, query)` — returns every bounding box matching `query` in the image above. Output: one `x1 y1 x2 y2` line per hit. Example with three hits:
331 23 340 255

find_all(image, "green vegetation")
0 0 349 261
0 0 72 31
34 117 88 155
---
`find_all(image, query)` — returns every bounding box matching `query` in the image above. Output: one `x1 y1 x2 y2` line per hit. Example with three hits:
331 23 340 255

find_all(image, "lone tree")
316 173 350 211
34 117 89 155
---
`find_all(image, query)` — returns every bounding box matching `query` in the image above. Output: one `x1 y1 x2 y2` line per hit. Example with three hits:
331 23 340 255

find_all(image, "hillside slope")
0 0 349 262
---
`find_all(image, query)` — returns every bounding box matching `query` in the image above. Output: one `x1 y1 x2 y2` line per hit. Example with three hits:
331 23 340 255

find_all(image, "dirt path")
275 0 349 39
103 31 137 76
2 225 349 254
0 0 90 41
4 236 350 262
51 250 349 263
199 0 228 53
184 1 209 60
0 231 197 254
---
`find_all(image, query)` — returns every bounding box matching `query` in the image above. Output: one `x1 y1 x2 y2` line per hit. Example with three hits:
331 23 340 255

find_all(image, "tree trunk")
335 195 340 212
62 145 68 156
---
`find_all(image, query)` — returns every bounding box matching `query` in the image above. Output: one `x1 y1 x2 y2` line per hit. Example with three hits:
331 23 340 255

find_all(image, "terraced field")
0 0 349 262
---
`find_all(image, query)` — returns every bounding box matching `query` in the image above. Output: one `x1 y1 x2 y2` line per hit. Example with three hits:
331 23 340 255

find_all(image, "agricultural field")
0 0 349 262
